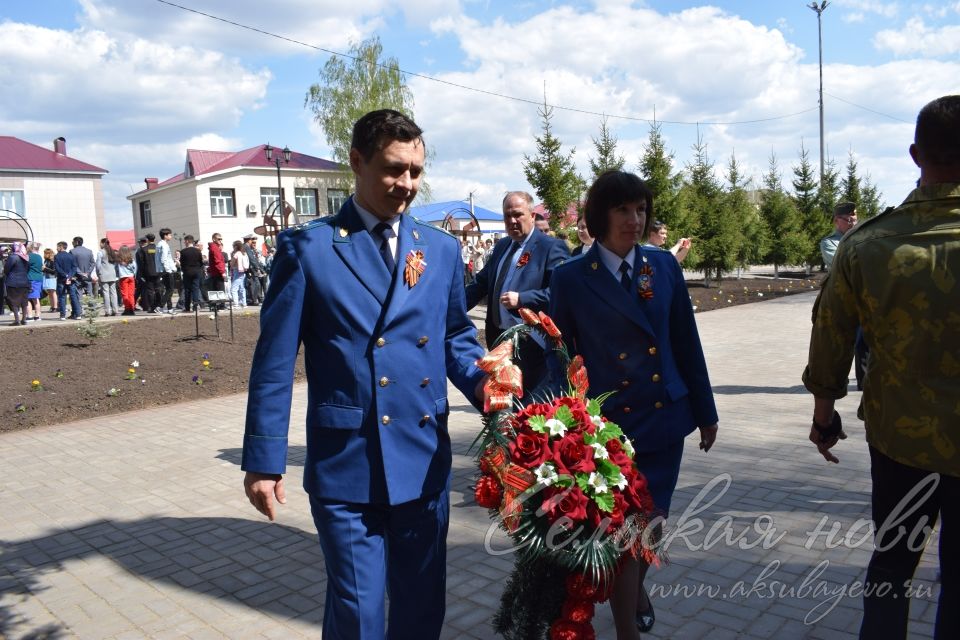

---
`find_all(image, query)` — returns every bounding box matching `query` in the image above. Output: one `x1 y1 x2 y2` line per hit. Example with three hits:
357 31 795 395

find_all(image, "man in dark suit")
241 109 487 640
465 191 570 397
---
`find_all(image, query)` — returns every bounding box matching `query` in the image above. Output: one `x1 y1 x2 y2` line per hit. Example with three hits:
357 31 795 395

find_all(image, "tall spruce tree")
792 145 831 270
817 157 841 220
523 99 584 232
860 180 885 219
841 150 863 209
305 36 416 190
760 153 806 278
588 116 626 181
683 135 735 285
638 120 683 232
724 152 767 276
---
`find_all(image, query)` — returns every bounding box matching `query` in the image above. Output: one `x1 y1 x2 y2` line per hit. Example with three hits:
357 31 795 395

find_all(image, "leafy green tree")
760 153 806 278
683 135 735 285
792 145 831 270
523 99 584 232
588 116 626 181
724 152 767 276
305 36 417 190
638 120 684 234
841 150 863 209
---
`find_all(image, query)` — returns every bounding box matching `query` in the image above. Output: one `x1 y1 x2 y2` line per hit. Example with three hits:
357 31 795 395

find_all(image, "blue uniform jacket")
549 244 718 452
241 198 486 505
465 228 570 346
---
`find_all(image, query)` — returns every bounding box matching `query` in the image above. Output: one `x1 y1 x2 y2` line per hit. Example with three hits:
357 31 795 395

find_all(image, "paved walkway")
0 292 940 639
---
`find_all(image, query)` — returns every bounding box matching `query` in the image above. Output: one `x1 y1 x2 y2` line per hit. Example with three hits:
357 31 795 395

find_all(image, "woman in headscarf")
4 242 32 325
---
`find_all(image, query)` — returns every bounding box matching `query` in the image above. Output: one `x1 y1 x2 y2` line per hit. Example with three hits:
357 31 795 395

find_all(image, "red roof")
0 136 107 173
532 202 581 225
106 230 136 248
138 145 343 194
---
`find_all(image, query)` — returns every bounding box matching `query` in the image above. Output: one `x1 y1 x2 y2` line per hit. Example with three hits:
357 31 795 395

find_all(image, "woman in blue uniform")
549 170 719 638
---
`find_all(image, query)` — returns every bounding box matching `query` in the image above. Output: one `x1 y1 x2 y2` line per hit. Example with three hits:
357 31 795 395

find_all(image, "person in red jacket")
207 233 226 293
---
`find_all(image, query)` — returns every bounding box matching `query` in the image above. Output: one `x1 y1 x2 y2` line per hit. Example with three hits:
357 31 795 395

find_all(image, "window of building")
139 201 152 228
327 189 347 215
260 187 285 215
210 189 236 217
295 188 318 216
0 190 25 216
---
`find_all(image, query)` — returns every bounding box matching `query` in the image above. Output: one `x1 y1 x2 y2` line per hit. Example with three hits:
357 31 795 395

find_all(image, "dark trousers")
57 279 81 318
855 327 870 390
142 275 160 311
158 272 173 310
245 270 263 304
181 272 202 311
860 446 959 639
309 491 449 640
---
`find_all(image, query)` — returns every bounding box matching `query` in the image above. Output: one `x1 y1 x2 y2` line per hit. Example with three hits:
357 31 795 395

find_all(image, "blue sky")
2 0 958 229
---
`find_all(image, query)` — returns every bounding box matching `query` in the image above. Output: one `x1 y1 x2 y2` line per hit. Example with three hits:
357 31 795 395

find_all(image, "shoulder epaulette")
411 216 457 239
288 216 333 235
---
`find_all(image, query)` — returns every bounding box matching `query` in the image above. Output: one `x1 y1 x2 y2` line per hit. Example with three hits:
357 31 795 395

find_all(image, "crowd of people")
1 230 277 324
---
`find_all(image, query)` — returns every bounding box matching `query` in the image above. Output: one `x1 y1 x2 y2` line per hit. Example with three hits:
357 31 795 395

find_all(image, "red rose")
551 433 596 476
553 397 592 433
549 619 595 640
542 485 589 524
474 475 502 509
538 311 562 338
605 439 633 470
509 427 550 468
565 572 599 600
607 492 627 531
518 402 553 420
623 469 653 511
561 598 595 624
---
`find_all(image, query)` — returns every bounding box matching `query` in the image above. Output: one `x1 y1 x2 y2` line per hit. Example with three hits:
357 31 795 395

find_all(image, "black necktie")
373 222 395 272
619 260 632 292
493 241 521 299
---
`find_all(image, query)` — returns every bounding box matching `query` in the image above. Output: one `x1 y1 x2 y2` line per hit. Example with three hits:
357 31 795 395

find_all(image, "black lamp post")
264 144 292 229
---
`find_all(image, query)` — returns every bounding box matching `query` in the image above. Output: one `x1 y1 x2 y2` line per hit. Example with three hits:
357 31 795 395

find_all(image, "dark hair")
915 95 960 167
57 241 68 250
184 234 195 243
350 109 423 162
649 219 667 233
101 238 117 263
146 233 155 242
72 236 83 246
159 227 172 237
583 171 654 241
833 202 856 218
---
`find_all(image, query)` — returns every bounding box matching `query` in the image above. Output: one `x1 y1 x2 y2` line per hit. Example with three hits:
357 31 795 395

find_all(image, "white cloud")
833 0 899 19
874 17 960 56
843 12 866 23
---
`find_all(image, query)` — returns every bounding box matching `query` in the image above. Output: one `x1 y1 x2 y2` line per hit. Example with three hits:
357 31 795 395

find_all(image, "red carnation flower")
561 598 595 625
565 573 600 600
538 311 562 338
542 485 589 524
474 475 502 509
509 427 551 468
551 433 596 476
518 307 540 326
549 619 595 640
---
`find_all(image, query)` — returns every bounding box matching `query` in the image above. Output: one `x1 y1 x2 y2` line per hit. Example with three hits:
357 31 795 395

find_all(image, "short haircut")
159 227 172 237
72 236 83 246
351 109 423 162
833 202 856 218
57 241 68 250
184 234 195 243
146 233 155 242
583 170 654 241
502 191 534 209
649 219 667 233
915 95 960 167
534 213 545 221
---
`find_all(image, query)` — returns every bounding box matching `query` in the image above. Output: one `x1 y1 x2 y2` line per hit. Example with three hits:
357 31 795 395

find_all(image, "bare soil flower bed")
3 273 822 432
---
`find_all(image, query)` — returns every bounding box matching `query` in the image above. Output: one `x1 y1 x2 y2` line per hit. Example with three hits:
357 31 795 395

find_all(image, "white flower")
621 437 635 457
544 418 567 437
130 360 139 368
590 415 604 430
534 463 559 487
591 442 609 460
612 470 628 490
587 472 609 494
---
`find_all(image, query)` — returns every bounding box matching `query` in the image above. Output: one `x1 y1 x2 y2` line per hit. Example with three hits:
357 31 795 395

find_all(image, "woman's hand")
698 423 718 452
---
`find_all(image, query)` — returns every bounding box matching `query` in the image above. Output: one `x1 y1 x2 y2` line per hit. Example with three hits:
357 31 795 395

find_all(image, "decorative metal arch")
0 208 34 244
255 200 298 246
440 206 482 237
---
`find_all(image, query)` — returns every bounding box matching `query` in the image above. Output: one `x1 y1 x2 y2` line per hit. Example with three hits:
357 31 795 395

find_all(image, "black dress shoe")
636 590 655 633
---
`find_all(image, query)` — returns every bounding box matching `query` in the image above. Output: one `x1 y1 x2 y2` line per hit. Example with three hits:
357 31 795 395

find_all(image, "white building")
0 136 107 250
127 145 346 249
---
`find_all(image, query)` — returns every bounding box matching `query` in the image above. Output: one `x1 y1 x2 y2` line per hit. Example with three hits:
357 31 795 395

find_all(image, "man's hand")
699 424 718 452
809 422 847 464
244 471 286 521
500 291 520 309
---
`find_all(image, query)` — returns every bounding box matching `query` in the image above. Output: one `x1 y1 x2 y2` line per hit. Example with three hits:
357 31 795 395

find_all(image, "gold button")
618 352 627 360
648 347 657 355
421 377 430 386
381 415 391 425
418 336 429 346
621 380 630 388
376 337 386 347
652 374 661 382
379 376 389 387
623 406 631 414
422 414 431 423
655 401 664 409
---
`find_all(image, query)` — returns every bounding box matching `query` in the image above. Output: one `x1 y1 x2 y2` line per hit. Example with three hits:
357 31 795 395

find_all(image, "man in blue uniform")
241 109 487 639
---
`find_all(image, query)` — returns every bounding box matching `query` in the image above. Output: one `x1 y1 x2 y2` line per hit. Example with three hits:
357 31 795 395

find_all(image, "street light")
808 1 829 184
264 144 292 229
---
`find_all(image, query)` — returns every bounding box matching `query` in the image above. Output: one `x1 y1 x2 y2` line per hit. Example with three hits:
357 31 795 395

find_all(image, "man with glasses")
820 202 858 269
207 233 226 293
